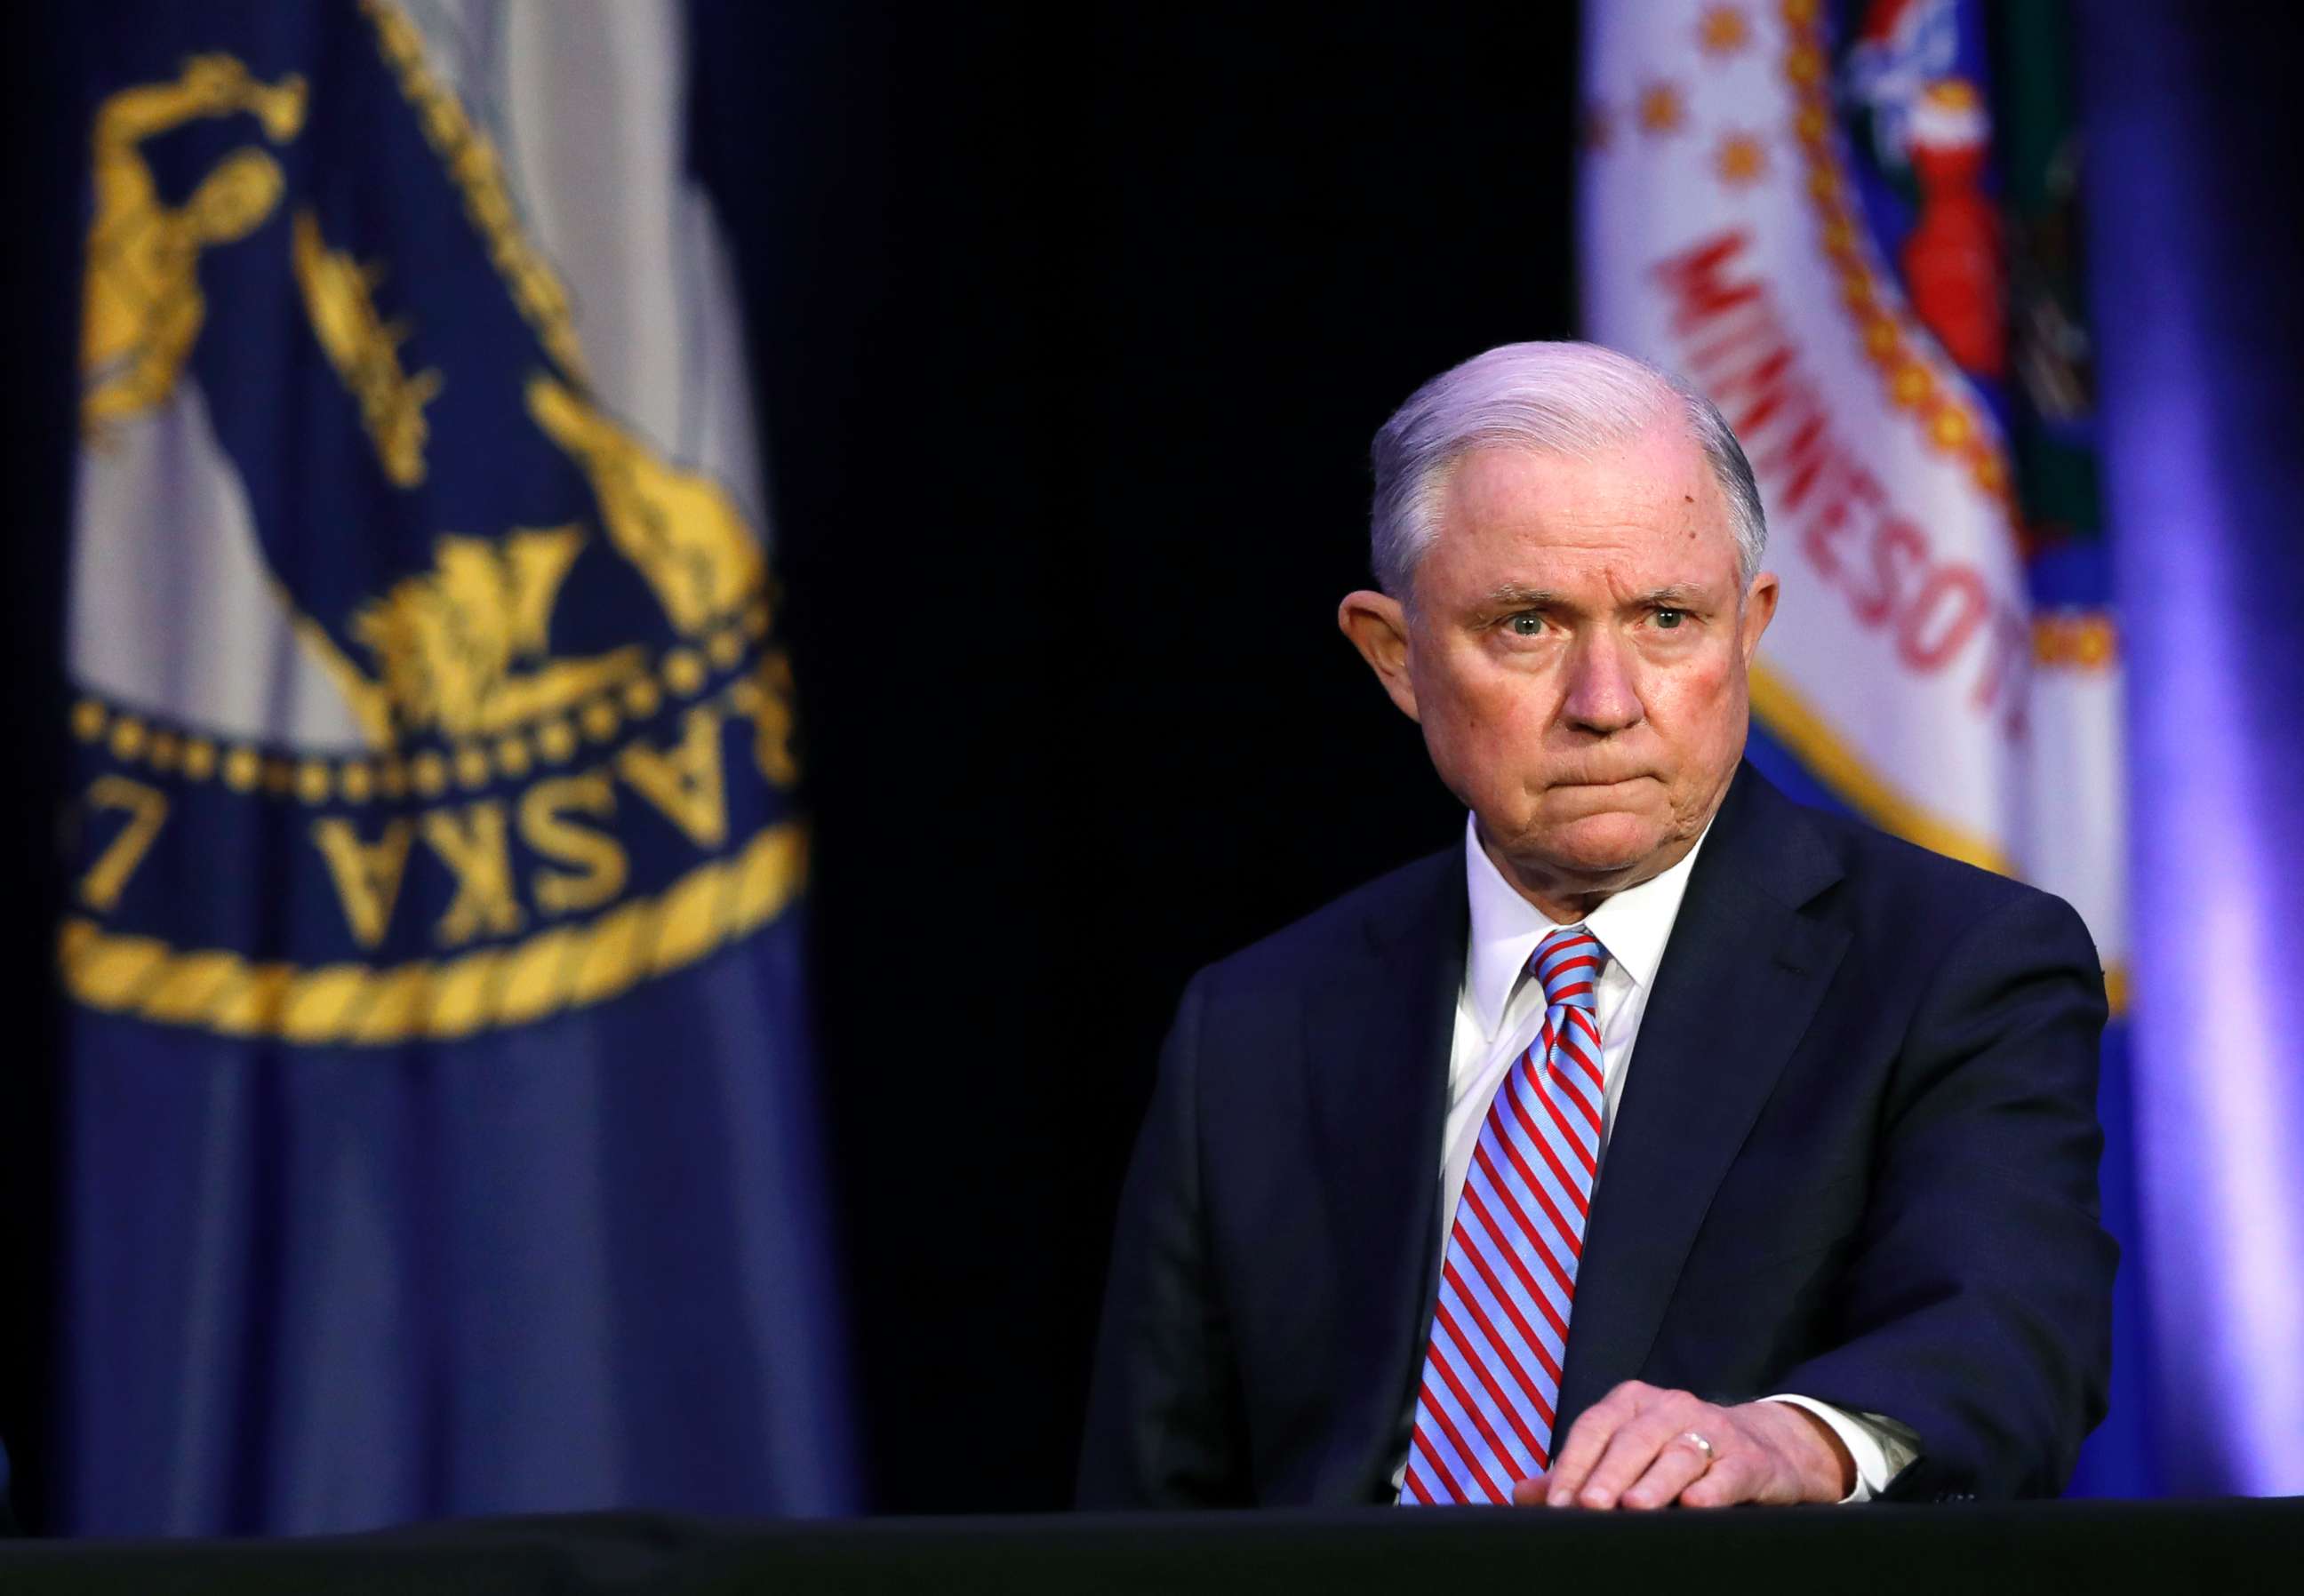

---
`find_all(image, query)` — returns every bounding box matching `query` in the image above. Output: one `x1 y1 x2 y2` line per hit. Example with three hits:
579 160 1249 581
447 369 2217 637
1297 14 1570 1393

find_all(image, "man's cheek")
1652 661 1732 738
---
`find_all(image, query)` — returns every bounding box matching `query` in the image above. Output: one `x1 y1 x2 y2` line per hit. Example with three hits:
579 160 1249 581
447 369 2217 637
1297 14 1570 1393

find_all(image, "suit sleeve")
1772 887 2116 1499
1076 971 1253 1507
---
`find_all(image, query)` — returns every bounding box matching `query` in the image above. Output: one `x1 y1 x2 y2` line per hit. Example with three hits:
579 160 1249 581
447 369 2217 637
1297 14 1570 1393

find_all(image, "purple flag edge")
2081 1 2304 1496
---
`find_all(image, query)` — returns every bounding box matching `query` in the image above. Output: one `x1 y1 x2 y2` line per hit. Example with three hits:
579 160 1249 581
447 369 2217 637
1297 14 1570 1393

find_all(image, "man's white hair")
1368 340 1768 602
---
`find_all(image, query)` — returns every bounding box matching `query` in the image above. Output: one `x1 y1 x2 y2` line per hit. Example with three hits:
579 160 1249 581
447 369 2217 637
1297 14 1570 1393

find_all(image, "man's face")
1344 426 1777 911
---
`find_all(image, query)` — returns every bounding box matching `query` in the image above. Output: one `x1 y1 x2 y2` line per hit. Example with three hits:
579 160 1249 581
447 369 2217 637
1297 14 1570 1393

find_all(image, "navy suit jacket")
1078 762 2115 1506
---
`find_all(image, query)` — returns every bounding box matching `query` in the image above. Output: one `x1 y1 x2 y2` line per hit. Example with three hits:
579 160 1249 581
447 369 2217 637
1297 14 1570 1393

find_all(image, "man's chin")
1525 807 1669 879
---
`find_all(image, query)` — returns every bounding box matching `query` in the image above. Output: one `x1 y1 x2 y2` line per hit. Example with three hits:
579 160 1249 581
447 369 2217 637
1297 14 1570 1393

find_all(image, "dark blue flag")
60 0 852 1531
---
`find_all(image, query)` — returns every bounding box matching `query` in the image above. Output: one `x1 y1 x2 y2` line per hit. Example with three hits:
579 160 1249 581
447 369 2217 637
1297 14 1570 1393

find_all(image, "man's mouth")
1552 773 1654 792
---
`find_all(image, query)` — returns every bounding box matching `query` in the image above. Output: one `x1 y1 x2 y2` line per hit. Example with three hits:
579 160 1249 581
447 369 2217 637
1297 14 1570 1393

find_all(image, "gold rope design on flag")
1779 0 2012 507
58 820 806 1045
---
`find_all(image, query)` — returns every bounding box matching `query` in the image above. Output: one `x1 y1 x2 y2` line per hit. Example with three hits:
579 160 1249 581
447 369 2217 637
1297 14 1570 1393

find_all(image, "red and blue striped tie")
1402 924 1605 1505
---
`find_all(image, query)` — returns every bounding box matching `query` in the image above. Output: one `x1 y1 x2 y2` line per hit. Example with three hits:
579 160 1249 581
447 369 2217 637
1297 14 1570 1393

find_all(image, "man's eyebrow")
1478 584 1716 610
1480 585 1564 609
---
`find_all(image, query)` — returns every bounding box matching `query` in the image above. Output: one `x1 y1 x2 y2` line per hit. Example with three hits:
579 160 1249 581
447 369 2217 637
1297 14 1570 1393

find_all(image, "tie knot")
1530 926 1604 1013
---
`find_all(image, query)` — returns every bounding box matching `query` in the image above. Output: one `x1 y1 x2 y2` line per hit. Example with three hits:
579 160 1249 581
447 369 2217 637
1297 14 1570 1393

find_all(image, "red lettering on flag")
1649 230 2025 731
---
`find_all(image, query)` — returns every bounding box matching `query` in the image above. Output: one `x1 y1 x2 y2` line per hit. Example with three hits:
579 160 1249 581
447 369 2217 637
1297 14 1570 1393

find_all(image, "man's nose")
1561 633 1644 735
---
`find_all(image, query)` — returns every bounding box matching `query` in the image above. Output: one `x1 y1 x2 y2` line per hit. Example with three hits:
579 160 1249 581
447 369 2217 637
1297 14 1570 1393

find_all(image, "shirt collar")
1461 809 1716 1038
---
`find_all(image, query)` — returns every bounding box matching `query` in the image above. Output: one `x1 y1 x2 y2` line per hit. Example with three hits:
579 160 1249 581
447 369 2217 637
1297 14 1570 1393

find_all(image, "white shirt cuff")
1761 1394 1920 1503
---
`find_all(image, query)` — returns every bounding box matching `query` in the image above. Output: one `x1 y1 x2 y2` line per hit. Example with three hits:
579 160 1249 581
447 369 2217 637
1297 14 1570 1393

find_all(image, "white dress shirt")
1394 813 1917 1503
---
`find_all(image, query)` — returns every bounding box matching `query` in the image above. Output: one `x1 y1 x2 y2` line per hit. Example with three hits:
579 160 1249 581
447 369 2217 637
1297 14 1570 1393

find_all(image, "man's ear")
1738 570 1780 662
1338 589 1421 722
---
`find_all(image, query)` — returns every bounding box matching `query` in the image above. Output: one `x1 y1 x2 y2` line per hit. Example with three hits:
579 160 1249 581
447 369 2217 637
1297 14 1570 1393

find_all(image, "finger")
1543 1383 1649 1506
1678 1448 1769 1508
1540 1413 1616 1505
1572 1405 1707 1510
1618 1433 1716 1511
1510 1471 1549 1507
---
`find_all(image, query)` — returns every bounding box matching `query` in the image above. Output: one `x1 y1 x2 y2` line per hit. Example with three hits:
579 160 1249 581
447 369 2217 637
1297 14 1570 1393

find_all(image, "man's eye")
1653 608 1686 631
1508 612 1544 637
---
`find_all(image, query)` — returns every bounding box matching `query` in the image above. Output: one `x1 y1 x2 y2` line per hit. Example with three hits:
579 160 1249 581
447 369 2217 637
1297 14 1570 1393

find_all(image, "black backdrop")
0 0 1582 1525
689 2 1582 1512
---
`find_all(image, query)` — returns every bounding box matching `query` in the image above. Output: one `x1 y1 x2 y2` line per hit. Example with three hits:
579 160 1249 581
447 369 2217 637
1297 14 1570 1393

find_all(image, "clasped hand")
1508 1380 1854 1510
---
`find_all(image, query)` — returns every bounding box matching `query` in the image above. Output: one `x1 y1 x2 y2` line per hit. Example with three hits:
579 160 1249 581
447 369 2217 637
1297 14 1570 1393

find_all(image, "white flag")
1580 0 2123 978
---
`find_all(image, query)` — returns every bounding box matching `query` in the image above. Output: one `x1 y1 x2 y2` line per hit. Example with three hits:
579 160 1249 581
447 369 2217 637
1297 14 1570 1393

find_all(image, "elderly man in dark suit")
1078 341 2113 1510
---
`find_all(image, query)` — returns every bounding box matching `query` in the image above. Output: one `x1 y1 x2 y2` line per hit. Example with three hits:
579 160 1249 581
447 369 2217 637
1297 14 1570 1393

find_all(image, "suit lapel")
1301 850 1463 1496
1554 767 1851 1434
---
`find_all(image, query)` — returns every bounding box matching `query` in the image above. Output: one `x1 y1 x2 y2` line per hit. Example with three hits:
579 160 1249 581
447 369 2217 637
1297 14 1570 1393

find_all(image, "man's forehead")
1428 435 1736 577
